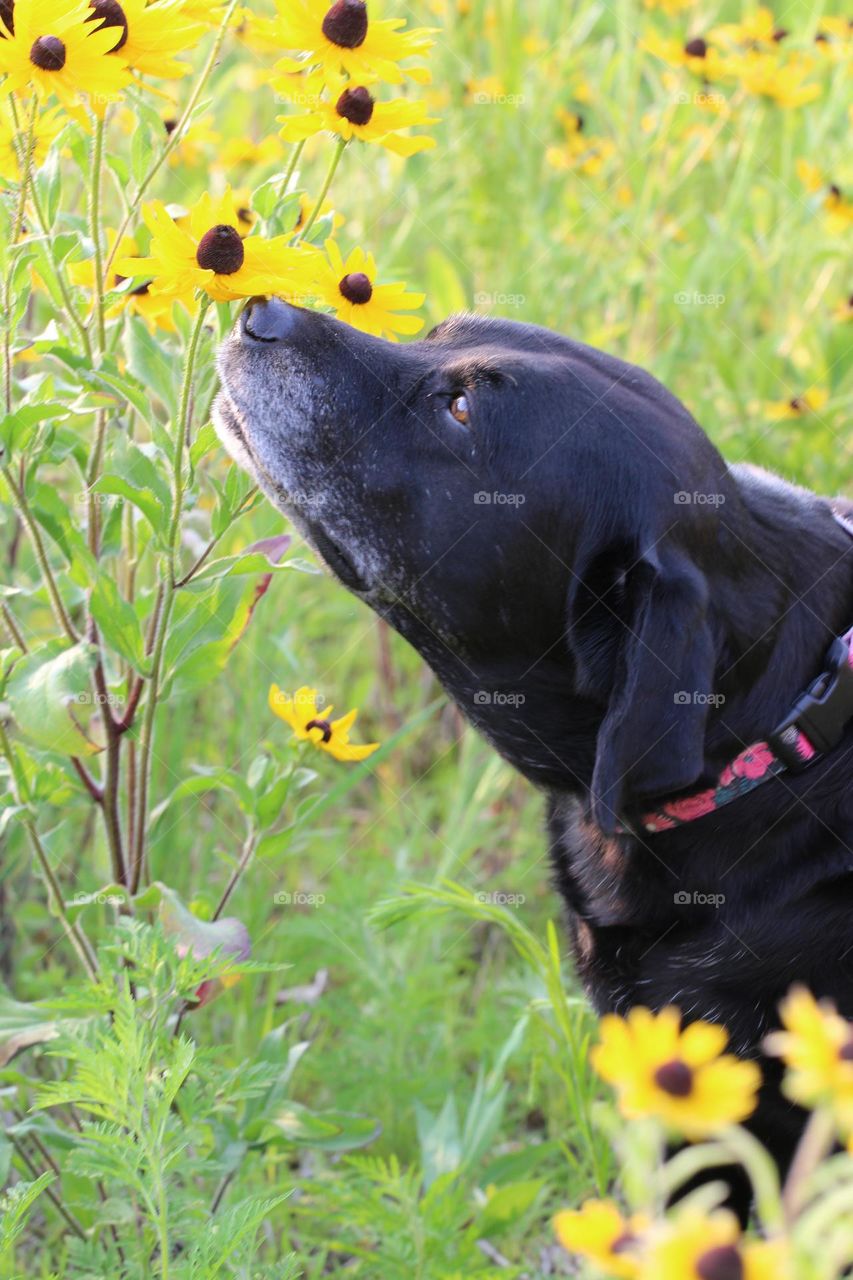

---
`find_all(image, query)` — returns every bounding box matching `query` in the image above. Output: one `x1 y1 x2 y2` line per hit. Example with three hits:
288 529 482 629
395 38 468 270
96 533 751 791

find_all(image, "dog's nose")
242 296 300 343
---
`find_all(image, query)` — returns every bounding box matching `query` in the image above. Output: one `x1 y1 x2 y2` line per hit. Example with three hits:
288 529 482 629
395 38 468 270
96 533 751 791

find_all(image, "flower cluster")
1 0 437 340
555 993 853 1277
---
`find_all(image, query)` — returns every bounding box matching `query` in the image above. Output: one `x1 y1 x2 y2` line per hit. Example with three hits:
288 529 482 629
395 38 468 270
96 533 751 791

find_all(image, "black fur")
215 303 853 1207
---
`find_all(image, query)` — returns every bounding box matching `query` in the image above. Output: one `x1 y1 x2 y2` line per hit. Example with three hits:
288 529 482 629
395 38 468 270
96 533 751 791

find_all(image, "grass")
1 0 851 1272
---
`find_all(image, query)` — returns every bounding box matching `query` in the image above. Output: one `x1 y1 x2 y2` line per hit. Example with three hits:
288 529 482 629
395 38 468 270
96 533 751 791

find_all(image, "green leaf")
90 577 148 674
6 641 101 756
126 315 180 416
472 1179 544 1239
0 991 60 1067
0 404 66 458
267 1103 381 1152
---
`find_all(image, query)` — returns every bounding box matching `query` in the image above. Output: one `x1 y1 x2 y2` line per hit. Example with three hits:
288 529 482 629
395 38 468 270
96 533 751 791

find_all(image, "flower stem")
87 113 108 354
103 0 242 282
1 463 79 643
0 719 98 980
295 138 346 243
782 1106 836 1221
277 139 305 202
131 296 211 880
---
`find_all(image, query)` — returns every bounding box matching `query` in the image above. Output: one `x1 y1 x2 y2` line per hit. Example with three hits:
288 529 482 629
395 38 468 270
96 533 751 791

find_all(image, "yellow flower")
643 1210 790 1280
0 0 131 117
312 240 425 340
86 0 205 78
69 229 183 331
293 192 344 235
641 31 729 82
591 1006 761 1138
545 111 615 176
726 50 821 108
115 190 320 304
832 294 853 324
642 0 694 13
554 1200 647 1278
277 83 437 156
269 685 379 762
764 386 828 419
0 98 64 182
218 135 282 170
258 0 435 87
709 8 780 49
765 987 853 1127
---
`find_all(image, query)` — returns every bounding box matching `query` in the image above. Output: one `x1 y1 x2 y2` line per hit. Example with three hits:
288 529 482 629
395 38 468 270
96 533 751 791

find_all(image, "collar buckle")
768 635 853 771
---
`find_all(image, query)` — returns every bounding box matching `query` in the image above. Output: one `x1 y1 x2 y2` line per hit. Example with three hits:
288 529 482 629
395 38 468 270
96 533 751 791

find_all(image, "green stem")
87 114 107 353
294 138 346 243
167 297 210 575
131 295 211 879
11 95 37 245
0 720 98 980
1 463 79 642
782 1106 836 1222
277 139 305 203
102 0 242 282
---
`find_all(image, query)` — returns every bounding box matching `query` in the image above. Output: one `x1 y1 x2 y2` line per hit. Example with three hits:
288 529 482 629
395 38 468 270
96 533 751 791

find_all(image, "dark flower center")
773 27 788 41
87 0 128 51
336 86 375 126
696 1244 744 1280
305 717 333 743
30 35 66 71
236 206 253 228
339 272 373 304
839 1033 853 1062
789 397 805 412
163 117 178 134
196 225 245 275
653 1058 694 1097
321 0 368 49
611 1231 638 1255
0 0 14 37
684 36 708 58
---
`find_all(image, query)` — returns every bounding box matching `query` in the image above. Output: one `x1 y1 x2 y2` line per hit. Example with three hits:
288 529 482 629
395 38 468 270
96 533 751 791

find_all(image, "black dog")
214 302 853 1199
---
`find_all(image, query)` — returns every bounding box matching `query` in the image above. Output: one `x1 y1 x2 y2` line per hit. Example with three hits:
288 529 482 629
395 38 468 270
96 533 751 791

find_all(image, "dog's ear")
568 543 716 831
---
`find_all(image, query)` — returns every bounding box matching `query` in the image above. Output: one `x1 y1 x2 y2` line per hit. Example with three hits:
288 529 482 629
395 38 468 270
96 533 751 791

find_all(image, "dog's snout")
242 296 301 343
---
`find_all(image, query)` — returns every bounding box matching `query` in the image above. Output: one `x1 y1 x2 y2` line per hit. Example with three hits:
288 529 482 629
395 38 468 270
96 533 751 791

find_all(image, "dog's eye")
448 393 470 425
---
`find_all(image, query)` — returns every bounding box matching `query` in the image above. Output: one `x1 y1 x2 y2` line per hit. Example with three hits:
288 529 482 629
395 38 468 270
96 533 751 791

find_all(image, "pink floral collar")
629 624 853 835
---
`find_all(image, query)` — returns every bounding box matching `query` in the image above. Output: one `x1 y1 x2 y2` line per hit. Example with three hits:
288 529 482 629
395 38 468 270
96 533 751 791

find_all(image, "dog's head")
214 300 799 823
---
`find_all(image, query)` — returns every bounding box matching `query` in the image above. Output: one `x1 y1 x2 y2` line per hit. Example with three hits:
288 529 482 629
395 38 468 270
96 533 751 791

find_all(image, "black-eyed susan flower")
0 97 63 182
312 240 424 339
545 107 615 176
258 0 435 87
765 987 853 1130
86 0 205 80
725 50 821 108
293 191 343 235
554 1200 647 1278
642 1210 790 1280
591 1006 761 1138
115 189 320 304
277 83 437 156
709 7 781 49
269 685 379 762
641 31 729 82
0 0 130 117
69 229 182 331
765 386 828 419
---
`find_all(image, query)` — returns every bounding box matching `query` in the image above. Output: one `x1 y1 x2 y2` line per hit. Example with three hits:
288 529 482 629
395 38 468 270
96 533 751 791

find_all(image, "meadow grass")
1 0 851 1273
